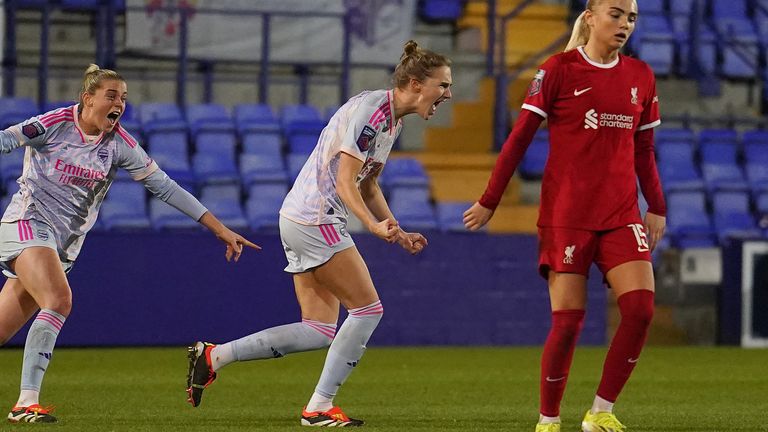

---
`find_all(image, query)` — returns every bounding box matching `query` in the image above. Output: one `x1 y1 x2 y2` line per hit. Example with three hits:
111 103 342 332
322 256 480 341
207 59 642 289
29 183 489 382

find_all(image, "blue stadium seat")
633 15 675 75
389 186 430 204
519 137 548 180
756 0 768 48
246 184 288 231
240 154 288 187
192 153 239 185
756 192 768 214
287 133 319 155
700 142 748 192
100 182 151 230
418 0 463 22
200 184 241 202
656 128 696 144
711 191 761 243
234 103 281 135
139 103 186 135
671 0 696 35
389 185 436 231
186 103 234 137
665 191 716 247
148 131 195 186
379 158 429 189
150 198 202 230
201 196 248 231
699 128 738 145
436 202 473 233
242 132 282 157
744 143 768 193
678 25 717 76
0 97 38 128
710 0 759 78
742 130 768 146
247 183 288 199
643 0 665 14
287 153 310 183
657 142 705 192
195 131 237 161
392 199 438 231
280 104 325 140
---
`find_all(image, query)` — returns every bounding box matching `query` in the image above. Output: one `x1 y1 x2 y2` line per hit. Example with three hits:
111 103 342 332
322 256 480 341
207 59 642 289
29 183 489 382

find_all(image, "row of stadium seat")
0 180 474 233
666 189 768 247
573 0 768 78
520 128 768 191
0 98 336 142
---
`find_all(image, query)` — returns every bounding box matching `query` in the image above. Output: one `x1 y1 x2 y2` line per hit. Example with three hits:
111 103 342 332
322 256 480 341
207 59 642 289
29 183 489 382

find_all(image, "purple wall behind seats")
5 232 607 347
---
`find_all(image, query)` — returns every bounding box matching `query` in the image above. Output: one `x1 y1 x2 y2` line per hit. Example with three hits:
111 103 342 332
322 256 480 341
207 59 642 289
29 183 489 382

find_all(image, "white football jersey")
280 89 402 225
1 105 157 261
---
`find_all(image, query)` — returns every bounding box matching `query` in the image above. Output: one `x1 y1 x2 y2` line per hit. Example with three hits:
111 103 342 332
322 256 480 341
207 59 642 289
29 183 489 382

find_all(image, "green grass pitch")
0 347 766 431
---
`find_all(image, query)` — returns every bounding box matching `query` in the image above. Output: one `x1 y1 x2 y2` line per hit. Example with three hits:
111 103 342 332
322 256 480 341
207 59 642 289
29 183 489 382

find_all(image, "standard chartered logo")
583 109 634 130
584 109 598 129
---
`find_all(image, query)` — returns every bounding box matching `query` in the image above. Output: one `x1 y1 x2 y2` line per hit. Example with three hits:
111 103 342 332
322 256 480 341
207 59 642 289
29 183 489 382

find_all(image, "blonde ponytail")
78 63 124 107
565 11 590 51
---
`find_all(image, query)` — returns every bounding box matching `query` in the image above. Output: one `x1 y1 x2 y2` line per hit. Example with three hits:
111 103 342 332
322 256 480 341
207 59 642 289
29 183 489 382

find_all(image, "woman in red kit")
464 1 664 431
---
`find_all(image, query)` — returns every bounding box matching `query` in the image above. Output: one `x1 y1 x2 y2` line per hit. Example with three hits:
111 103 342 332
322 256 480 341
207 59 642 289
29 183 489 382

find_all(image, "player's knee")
44 292 72 317
618 290 654 327
551 310 585 339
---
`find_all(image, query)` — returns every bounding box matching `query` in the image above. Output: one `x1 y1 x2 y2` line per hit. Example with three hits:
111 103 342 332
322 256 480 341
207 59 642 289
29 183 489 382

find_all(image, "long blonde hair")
565 8 592 51
79 64 124 107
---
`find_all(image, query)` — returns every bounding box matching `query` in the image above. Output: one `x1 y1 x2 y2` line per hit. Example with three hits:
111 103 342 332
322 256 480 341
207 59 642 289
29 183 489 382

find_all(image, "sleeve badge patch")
356 125 377 152
528 69 546 97
21 121 45 140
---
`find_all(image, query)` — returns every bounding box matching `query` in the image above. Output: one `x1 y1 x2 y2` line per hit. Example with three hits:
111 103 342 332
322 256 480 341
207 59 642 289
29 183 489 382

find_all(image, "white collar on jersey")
577 46 619 69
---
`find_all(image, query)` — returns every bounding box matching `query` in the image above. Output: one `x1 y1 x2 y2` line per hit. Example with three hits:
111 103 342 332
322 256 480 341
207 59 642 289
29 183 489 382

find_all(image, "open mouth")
429 98 446 116
614 33 627 42
106 110 121 126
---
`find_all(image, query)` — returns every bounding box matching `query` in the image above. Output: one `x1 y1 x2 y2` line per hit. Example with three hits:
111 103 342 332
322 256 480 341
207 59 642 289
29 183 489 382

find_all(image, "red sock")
540 309 585 417
597 290 654 402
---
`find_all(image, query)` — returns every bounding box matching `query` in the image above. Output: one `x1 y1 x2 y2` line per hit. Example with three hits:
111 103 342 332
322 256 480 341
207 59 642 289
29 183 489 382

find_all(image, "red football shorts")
538 223 652 279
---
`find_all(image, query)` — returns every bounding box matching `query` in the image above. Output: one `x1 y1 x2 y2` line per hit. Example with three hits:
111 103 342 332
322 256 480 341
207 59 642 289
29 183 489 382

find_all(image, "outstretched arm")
0 128 23 154
142 169 260 261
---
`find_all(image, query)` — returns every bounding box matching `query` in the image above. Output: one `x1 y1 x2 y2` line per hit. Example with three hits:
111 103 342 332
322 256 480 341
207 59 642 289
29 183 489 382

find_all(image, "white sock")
539 414 560 424
306 391 333 413
16 389 39 407
591 395 614 414
214 321 336 372
210 344 236 372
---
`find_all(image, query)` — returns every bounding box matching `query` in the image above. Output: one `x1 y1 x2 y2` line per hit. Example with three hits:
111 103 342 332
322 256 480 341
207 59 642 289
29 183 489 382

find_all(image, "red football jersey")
523 47 661 230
